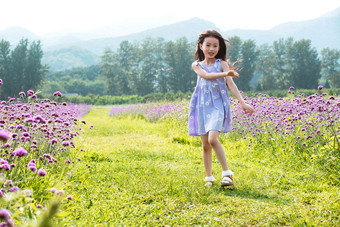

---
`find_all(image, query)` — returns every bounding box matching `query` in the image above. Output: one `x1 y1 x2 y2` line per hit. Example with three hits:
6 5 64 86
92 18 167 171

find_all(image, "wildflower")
0 209 10 220
0 164 10 171
19 92 25 97
27 90 34 96
34 115 47 123
37 169 46 177
289 86 295 90
81 120 86 124
29 165 37 172
67 195 73 200
50 138 58 145
53 91 62 97
0 130 10 142
50 188 56 193
36 204 43 209
13 147 28 157
9 186 19 192
0 79 2 85
318 85 323 90
62 141 70 147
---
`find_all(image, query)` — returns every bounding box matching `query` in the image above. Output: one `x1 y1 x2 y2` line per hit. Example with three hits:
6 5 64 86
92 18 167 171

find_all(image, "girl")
188 30 254 187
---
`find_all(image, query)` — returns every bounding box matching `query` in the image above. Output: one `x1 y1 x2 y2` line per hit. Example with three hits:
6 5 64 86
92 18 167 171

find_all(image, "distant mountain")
44 17 219 55
224 7 340 51
43 47 99 71
1 7 339 71
42 17 219 71
0 26 39 44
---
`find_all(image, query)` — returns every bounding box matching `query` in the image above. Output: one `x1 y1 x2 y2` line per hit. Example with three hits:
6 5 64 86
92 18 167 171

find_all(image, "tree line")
0 36 339 99
100 36 339 96
0 39 47 98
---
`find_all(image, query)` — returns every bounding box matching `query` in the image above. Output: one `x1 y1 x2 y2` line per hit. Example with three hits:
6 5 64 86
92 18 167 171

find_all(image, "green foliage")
38 36 340 99
0 38 47 98
321 48 340 88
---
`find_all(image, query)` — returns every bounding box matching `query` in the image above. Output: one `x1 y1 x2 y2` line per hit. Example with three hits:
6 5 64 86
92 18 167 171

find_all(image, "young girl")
188 30 254 187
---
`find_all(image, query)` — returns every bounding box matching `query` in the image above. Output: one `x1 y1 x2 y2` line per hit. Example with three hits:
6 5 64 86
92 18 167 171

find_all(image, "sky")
1 0 340 36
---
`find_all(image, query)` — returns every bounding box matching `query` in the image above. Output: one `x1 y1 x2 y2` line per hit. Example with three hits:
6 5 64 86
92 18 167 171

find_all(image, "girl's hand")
226 70 239 78
241 103 254 115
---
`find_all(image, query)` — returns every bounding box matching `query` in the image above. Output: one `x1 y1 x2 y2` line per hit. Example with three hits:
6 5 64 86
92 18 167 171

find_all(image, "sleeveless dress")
188 59 232 136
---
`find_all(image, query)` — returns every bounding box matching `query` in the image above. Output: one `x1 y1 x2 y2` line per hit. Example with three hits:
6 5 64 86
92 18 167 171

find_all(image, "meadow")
0 87 339 226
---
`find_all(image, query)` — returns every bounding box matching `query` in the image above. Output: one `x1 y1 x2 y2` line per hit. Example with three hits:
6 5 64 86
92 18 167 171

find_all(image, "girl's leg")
207 130 229 171
200 135 213 177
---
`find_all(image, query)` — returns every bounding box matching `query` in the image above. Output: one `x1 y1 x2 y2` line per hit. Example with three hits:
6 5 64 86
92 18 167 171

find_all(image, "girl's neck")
202 58 216 66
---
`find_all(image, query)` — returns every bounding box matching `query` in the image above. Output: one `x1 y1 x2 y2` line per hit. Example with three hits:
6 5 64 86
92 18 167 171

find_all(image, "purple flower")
36 204 43 209
27 90 34 96
0 130 10 143
62 141 70 147
13 147 28 157
3 180 13 187
19 92 26 97
0 209 10 220
0 164 10 171
50 188 56 193
34 115 46 124
53 91 62 97
289 86 295 90
318 85 323 90
0 79 2 85
37 169 46 176
29 165 37 172
67 195 73 200
9 186 19 192
50 138 58 145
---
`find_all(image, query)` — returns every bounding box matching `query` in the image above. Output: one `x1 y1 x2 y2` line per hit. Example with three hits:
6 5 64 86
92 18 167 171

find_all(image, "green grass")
54 106 339 226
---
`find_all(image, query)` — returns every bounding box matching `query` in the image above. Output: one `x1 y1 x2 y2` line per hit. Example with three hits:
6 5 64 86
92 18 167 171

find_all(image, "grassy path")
60 106 339 226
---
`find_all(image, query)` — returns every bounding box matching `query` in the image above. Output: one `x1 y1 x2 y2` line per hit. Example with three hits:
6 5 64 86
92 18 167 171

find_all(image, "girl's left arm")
221 61 254 115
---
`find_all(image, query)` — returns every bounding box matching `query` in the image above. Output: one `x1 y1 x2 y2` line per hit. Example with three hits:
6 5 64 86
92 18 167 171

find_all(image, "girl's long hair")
194 30 231 61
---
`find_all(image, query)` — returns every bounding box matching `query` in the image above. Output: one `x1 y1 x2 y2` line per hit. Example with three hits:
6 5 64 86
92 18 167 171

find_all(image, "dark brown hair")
194 30 230 61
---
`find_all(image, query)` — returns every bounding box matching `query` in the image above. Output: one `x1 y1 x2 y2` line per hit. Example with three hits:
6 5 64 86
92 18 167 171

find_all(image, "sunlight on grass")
53 105 340 226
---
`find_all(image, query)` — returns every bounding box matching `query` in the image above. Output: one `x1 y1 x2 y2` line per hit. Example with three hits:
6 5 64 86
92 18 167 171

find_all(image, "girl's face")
200 36 220 60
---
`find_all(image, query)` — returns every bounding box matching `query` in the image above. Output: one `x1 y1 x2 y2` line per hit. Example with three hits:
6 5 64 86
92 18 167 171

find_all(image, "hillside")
1 6 339 71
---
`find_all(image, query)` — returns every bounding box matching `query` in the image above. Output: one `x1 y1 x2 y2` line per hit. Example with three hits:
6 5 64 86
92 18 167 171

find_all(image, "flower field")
110 88 340 186
0 89 92 226
1 85 339 226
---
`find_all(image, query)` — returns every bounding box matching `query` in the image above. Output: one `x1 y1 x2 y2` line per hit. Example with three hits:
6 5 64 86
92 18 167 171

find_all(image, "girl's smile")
200 36 220 63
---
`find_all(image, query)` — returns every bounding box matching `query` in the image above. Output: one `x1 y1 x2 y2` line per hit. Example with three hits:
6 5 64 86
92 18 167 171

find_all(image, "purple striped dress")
188 59 232 136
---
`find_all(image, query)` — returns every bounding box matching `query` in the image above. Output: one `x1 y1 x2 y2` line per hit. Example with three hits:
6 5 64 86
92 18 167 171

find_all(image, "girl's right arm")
192 62 237 80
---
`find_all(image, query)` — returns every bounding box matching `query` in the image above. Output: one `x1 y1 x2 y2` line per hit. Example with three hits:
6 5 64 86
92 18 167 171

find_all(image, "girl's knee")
208 137 220 146
202 144 212 152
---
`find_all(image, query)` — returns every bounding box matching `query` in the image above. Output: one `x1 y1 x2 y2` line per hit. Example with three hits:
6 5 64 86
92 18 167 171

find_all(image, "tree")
256 44 277 90
25 41 48 91
320 48 340 88
0 40 11 97
227 36 242 62
236 39 258 91
136 37 157 95
154 38 169 93
101 49 118 95
0 39 46 98
288 39 321 89
115 40 138 95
